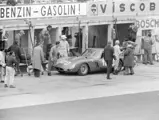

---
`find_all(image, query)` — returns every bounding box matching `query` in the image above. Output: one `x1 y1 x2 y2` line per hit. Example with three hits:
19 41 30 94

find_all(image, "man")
113 40 121 75
104 41 115 79
32 41 44 77
15 30 25 47
48 41 60 76
59 35 69 58
74 28 82 53
5 51 17 88
142 32 154 65
123 44 135 75
0 50 5 83
7 41 21 76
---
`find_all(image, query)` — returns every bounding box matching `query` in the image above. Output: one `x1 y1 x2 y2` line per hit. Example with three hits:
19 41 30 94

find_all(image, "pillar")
28 26 34 55
56 27 62 42
107 23 114 45
82 24 88 52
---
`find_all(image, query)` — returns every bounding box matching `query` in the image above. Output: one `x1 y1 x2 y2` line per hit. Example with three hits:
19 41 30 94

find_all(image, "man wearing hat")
47 41 60 76
58 35 70 58
104 41 115 79
142 32 154 65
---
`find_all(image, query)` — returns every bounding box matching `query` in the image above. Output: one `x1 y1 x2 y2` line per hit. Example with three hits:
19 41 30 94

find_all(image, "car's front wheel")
78 63 89 76
58 71 65 74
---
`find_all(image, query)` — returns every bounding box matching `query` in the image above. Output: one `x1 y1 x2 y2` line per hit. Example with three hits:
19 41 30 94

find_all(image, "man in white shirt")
113 40 121 75
0 50 6 83
59 35 69 58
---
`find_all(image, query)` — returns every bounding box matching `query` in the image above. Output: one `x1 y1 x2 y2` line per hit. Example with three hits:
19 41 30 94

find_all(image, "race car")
54 48 109 75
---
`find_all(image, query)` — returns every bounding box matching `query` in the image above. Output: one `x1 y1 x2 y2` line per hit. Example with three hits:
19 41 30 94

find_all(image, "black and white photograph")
0 0 159 120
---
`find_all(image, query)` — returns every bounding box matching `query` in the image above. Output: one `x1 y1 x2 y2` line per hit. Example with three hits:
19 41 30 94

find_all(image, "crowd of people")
103 32 154 79
0 30 155 87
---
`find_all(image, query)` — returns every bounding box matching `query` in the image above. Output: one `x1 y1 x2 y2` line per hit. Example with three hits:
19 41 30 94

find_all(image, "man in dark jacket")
104 41 114 79
123 44 135 75
7 41 21 75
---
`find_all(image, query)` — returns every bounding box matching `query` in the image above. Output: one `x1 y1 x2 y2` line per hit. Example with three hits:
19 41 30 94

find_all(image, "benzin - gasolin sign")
0 3 86 20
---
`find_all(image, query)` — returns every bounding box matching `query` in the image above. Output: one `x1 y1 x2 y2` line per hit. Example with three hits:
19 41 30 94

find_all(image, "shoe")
107 77 112 80
48 72 51 76
130 73 134 75
4 84 8 88
0 81 4 83
10 85 16 88
124 73 130 75
150 63 154 65
41 72 44 75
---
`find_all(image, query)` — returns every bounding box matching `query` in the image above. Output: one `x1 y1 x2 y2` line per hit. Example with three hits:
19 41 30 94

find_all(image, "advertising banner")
134 17 159 55
88 1 112 16
114 0 158 17
0 3 86 20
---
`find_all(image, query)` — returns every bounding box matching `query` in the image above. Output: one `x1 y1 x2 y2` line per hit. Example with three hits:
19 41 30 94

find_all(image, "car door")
97 52 107 70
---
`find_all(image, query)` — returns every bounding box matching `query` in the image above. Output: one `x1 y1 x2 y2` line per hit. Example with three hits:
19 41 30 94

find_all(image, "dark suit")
8 44 21 74
104 45 114 78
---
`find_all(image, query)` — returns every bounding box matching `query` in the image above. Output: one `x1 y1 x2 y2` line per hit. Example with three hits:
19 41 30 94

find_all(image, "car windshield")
82 49 102 58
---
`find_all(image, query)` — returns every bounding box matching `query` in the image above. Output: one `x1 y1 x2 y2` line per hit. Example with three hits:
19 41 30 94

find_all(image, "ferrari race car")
54 48 111 75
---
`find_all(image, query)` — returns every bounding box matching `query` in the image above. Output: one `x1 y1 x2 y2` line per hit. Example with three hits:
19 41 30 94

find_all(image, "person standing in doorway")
59 35 69 58
104 41 115 79
7 41 22 76
15 30 25 47
142 32 154 65
47 41 60 76
32 41 45 77
4 51 17 88
113 40 121 75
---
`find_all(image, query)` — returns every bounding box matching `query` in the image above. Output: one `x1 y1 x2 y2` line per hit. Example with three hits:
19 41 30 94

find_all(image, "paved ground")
0 91 159 120
0 62 159 109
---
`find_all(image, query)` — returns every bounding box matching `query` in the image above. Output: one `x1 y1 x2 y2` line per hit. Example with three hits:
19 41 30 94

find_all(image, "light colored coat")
114 45 121 60
32 45 44 70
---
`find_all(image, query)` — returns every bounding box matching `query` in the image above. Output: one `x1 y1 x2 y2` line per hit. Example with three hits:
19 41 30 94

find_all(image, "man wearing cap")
142 32 154 65
47 41 60 76
113 40 121 75
59 35 69 58
104 41 115 79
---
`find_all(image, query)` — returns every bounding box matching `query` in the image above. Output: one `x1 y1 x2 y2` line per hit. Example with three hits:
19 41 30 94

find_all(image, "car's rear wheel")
78 63 89 76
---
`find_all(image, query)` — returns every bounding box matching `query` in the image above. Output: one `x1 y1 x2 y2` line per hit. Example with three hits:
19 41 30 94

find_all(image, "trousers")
5 66 15 86
106 60 112 78
143 49 153 64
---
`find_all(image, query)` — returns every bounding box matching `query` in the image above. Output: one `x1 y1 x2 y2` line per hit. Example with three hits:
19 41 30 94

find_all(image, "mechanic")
47 41 60 76
104 41 115 80
113 40 121 75
142 32 154 65
58 35 70 58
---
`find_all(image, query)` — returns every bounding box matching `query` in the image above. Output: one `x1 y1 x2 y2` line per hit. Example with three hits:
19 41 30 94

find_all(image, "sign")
0 3 86 20
88 1 112 16
134 17 159 55
136 17 159 29
114 0 158 16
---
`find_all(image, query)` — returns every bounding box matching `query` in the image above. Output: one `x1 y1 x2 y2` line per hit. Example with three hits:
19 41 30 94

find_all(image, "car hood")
56 56 93 65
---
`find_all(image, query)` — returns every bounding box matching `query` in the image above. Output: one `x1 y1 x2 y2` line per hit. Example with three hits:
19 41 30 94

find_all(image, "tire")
78 63 89 76
58 71 65 74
